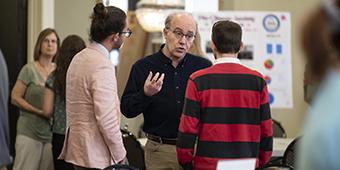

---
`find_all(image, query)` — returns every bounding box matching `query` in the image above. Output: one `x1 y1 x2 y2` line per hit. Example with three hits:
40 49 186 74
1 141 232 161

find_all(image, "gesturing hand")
144 71 165 96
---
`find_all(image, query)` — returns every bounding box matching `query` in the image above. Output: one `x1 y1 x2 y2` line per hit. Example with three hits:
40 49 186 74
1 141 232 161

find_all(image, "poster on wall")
193 11 292 108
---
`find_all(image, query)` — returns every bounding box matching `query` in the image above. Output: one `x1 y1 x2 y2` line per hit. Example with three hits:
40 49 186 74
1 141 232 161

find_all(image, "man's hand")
144 71 165 96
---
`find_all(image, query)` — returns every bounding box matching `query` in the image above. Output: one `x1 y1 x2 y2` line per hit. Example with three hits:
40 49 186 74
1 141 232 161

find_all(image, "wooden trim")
27 0 42 62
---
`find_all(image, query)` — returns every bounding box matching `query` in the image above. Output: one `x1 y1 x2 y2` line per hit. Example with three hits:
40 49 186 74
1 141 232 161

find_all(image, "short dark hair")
211 20 242 53
90 3 127 43
34 28 60 61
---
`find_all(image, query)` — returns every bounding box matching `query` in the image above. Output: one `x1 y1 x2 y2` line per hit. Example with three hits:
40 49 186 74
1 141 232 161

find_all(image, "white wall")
42 0 54 29
54 0 95 42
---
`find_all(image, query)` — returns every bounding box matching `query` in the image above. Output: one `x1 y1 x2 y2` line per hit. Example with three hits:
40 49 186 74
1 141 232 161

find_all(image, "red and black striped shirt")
177 61 273 170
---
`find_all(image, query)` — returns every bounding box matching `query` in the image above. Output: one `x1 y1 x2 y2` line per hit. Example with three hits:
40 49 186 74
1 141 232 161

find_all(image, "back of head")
90 3 127 43
301 0 340 80
56 35 86 68
324 0 340 52
211 20 242 54
54 35 86 100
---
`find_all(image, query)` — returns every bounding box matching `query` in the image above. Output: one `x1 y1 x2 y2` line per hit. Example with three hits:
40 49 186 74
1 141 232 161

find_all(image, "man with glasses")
121 12 211 170
176 20 273 170
59 3 130 170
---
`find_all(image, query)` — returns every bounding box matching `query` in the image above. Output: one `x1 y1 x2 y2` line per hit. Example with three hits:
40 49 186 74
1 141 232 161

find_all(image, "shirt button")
177 101 181 104
174 72 178 75
176 86 179 89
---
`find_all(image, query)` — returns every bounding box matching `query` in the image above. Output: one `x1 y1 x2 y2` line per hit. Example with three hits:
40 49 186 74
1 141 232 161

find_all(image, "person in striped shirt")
176 20 273 170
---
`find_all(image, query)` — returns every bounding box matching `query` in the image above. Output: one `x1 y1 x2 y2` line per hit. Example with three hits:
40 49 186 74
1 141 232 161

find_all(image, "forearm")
121 90 152 118
11 97 43 116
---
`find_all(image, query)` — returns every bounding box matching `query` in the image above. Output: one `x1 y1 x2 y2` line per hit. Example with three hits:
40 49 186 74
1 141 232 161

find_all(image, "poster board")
193 11 293 108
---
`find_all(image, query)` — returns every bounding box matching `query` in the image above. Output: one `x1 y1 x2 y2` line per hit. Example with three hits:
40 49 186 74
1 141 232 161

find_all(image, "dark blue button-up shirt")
121 46 212 138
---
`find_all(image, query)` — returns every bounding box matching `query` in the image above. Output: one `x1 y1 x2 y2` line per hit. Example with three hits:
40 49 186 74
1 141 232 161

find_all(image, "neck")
38 55 53 67
162 46 184 68
216 53 238 59
101 41 112 52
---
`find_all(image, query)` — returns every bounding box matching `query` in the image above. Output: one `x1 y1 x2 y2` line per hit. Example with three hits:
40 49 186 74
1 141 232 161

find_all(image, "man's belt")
146 133 177 145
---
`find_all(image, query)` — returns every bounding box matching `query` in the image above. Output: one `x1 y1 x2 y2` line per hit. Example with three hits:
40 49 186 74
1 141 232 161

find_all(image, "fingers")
151 72 160 83
158 73 165 82
144 71 165 96
155 73 165 86
146 71 153 82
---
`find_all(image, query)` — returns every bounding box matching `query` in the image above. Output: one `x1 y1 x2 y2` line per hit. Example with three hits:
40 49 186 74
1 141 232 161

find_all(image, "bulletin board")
193 11 292 108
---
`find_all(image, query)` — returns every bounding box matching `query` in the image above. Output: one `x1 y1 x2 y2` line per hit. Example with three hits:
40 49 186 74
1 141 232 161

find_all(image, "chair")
258 137 301 170
121 129 146 170
282 137 301 169
257 164 294 170
272 119 287 138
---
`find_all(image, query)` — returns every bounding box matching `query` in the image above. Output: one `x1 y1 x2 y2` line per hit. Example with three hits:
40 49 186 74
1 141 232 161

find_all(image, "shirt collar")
94 41 110 59
214 57 241 65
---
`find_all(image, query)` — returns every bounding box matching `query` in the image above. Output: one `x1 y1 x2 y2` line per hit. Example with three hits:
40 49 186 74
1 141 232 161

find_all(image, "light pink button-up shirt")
59 43 126 169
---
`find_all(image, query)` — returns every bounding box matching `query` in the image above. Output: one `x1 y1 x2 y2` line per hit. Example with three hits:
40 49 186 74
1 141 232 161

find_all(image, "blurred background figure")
42 35 86 170
188 31 206 58
11 28 60 170
0 49 11 170
298 0 340 169
303 63 320 104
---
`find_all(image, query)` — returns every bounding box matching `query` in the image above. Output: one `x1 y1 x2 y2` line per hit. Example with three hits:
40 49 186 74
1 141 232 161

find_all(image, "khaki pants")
0 166 7 170
144 139 181 170
13 135 53 170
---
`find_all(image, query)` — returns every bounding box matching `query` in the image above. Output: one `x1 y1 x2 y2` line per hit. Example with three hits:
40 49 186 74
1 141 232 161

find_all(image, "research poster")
193 11 292 108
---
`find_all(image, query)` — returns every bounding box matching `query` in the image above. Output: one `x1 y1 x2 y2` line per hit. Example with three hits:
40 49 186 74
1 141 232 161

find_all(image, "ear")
112 33 120 42
210 41 217 52
163 28 168 40
239 42 244 52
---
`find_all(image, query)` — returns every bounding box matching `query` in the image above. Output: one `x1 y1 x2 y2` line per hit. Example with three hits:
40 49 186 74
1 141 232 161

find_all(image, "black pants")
52 133 74 170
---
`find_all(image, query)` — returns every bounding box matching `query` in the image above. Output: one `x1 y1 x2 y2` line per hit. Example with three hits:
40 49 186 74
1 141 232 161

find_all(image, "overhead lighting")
136 0 185 32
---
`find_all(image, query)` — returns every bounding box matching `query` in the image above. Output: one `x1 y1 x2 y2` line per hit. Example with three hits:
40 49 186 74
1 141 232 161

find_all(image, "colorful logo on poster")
264 59 274 70
264 75 272 84
269 92 274 104
263 14 280 32
266 43 283 55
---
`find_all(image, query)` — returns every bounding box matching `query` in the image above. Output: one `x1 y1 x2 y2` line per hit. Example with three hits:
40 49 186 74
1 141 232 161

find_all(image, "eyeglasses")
166 27 196 42
120 28 132 38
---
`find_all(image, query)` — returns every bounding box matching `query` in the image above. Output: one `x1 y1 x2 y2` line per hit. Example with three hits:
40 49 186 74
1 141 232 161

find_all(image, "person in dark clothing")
176 20 273 170
121 12 212 170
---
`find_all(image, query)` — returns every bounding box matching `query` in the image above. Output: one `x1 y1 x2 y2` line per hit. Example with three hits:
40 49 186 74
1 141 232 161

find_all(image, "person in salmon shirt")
58 3 131 170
